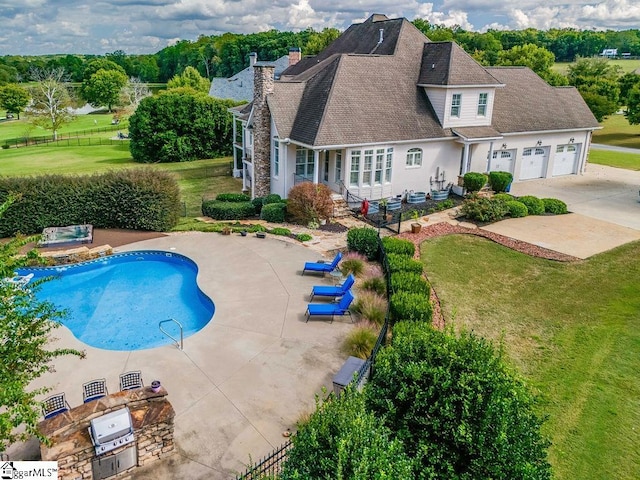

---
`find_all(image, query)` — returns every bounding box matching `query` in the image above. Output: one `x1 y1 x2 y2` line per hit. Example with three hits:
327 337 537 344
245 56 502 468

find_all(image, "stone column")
252 63 275 198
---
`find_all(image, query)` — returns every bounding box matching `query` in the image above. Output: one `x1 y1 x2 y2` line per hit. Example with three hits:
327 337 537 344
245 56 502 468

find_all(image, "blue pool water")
17 251 215 351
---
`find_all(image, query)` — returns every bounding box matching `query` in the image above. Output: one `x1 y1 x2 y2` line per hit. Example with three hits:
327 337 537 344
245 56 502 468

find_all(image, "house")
600 48 618 58
231 14 600 201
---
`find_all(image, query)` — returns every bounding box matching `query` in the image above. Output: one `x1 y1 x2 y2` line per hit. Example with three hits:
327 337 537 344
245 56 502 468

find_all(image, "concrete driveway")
482 164 640 259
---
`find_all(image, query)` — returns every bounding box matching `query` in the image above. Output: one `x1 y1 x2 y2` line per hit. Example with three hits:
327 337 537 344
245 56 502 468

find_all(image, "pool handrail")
159 318 183 350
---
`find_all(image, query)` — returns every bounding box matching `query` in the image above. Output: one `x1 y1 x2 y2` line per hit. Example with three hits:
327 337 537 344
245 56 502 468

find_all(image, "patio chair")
42 392 70 419
82 378 109 403
309 274 355 301
305 290 354 323
302 252 342 276
119 371 144 391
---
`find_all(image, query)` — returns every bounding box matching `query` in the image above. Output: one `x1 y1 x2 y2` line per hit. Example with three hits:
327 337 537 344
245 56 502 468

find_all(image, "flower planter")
431 189 450 201
407 192 427 204
151 380 161 393
411 223 422 234
387 198 402 211
256 231 266 239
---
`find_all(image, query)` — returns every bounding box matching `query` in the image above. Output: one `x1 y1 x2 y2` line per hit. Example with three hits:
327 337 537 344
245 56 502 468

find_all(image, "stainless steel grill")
89 407 135 455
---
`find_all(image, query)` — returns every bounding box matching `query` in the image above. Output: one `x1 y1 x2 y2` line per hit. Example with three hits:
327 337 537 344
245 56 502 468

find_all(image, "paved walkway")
8 233 356 479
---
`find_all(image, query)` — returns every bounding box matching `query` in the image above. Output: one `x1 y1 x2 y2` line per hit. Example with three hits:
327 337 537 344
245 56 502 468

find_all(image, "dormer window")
477 93 488 116
451 94 461 117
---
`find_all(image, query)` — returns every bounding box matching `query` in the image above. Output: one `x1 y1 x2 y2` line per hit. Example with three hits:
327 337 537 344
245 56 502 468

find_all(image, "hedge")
0 169 181 236
201 200 255 220
347 227 379 260
381 237 415 257
260 202 286 223
387 253 424 274
390 291 433 323
488 171 513 193
542 198 568 214
390 271 430 296
505 200 528 218
463 172 488 193
216 192 251 202
518 195 545 215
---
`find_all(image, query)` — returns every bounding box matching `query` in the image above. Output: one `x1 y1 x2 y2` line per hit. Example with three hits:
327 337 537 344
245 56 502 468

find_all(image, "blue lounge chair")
310 274 355 301
302 252 342 276
305 290 354 323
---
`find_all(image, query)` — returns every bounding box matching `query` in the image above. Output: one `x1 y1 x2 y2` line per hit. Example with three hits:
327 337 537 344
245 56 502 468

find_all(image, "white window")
363 149 373 186
567 145 576 153
385 148 393 182
350 150 360 186
535 147 545 155
523 148 532 156
273 137 279 177
296 147 314 179
375 149 385 184
451 93 461 117
477 93 487 116
335 152 342 183
406 148 422 167
556 145 564 153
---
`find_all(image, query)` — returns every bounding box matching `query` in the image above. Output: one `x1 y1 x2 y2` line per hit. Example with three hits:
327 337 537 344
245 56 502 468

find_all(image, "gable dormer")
418 42 504 129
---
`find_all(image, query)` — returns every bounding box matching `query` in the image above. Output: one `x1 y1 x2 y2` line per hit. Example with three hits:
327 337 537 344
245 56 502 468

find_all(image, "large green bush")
128 90 240 163
216 192 250 202
505 200 528 218
461 194 509 223
381 236 415 257
542 197 568 214
488 171 514 193
201 200 255 220
463 172 488 193
389 291 433 322
346 227 379 260
0 169 181 236
260 202 286 223
365 322 552 479
518 195 545 215
387 253 424 274
280 388 413 479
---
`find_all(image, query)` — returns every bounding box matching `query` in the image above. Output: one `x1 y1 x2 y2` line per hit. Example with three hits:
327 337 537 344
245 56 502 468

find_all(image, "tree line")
1 21 640 85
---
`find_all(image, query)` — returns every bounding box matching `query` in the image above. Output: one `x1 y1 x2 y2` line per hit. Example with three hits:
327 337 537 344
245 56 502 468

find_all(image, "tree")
0 84 30 119
0 196 84 451
567 57 622 121
120 76 151 115
166 66 210 93
366 322 552 479
625 85 640 125
81 58 126 82
280 388 413 479
618 71 640 105
82 69 128 112
128 89 239 163
497 43 555 76
27 68 75 140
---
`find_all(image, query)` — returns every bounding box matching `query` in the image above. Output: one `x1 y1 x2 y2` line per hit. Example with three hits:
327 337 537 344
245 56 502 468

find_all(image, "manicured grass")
0 112 121 142
588 149 640 170
0 144 241 218
421 235 640 480
553 59 640 74
592 113 640 149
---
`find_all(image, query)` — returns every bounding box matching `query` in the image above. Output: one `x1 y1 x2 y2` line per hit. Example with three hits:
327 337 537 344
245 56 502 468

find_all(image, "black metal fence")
2 125 125 148
235 236 392 479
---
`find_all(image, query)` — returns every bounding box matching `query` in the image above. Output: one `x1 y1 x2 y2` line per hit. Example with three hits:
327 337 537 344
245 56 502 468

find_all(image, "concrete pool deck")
11 232 355 479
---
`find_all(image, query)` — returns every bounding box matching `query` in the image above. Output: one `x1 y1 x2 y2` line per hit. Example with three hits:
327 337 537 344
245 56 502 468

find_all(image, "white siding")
423 88 446 125
443 88 495 128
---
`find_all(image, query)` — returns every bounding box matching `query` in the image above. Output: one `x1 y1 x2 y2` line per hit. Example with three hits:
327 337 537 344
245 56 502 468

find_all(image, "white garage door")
553 144 579 176
519 147 548 180
490 150 514 174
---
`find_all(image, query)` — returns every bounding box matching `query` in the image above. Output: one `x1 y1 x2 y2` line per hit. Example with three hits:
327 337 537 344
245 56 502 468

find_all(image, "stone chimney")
251 63 275 198
288 47 301 66
249 52 257 67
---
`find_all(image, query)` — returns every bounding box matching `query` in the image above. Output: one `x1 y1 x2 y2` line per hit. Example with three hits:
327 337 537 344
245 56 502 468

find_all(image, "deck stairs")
331 193 354 218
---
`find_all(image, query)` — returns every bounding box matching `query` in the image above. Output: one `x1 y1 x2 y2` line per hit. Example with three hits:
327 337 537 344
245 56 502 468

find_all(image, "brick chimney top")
288 47 301 66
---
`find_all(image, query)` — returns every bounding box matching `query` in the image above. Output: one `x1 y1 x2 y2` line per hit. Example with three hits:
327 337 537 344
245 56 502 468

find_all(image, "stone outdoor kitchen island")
38 387 175 480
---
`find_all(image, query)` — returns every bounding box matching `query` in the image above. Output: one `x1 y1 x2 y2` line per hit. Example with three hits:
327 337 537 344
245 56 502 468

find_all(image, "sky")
1 0 639 56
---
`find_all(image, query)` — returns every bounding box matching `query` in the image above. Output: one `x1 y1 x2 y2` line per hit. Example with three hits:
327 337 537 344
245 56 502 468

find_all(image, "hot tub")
39 224 93 247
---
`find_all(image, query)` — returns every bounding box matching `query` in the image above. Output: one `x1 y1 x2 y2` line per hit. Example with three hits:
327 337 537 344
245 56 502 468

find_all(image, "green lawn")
553 59 640 74
593 113 640 149
421 235 640 480
0 112 122 142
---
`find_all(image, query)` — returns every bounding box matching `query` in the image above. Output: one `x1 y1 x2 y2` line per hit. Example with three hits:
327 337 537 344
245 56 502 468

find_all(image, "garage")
519 147 548 180
490 150 514 174
553 144 579 176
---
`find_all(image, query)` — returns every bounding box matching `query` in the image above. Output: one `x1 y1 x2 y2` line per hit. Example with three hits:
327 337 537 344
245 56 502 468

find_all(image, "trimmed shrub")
251 196 264 214
342 324 379 359
493 193 515 202
216 192 250 202
518 195 545 215
390 271 430 296
0 169 181 236
352 290 387 326
381 236 415 257
390 291 433 323
463 172 488 193
260 202 286 223
347 227 379 260
543 197 568 214
488 171 514 193
202 200 255 220
286 182 333 224
387 253 424 274
269 227 291 236
461 194 509 223
296 233 312 242
505 200 528 218
262 193 282 205
361 275 386 296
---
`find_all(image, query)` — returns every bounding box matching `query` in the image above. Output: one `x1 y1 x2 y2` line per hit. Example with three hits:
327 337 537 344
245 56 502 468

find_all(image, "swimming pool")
17 251 215 351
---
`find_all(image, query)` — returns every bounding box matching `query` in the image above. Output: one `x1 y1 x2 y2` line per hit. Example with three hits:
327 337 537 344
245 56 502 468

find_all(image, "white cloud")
417 2 474 29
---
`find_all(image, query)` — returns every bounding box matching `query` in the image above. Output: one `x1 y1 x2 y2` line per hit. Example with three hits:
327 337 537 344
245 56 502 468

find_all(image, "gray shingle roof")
487 67 600 133
210 55 290 102
418 42 502 86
